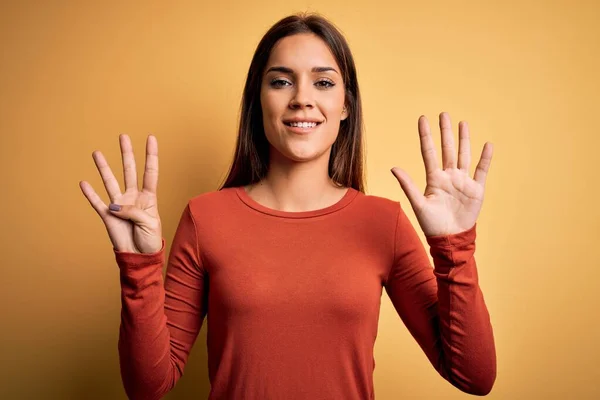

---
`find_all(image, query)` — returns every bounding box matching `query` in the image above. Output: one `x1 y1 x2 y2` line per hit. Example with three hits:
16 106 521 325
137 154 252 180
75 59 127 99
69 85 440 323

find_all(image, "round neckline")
234 185 359 219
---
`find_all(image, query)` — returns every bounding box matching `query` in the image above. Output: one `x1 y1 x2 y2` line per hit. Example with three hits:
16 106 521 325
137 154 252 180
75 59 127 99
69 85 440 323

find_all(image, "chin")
280 145 331 163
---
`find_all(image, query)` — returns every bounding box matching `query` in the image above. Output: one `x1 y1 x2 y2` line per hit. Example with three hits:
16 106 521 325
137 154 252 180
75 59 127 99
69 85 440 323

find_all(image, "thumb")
390 167 424 210
109 204 151 225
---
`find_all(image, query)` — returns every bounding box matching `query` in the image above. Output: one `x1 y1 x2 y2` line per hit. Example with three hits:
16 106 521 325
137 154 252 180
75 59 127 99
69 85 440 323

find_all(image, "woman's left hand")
391 112 494 237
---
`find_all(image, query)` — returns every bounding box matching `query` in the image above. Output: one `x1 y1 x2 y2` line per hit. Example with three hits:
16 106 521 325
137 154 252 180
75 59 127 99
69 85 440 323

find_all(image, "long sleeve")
114 203 208 400
384 203 497 396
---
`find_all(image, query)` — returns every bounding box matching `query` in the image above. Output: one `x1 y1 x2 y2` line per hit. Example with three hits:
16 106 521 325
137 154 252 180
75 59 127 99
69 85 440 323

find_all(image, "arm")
384 204 496 396
114 203 208 400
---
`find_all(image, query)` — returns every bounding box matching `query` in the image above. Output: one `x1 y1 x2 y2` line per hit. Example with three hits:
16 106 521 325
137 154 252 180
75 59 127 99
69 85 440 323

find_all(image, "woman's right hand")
79 134 163 254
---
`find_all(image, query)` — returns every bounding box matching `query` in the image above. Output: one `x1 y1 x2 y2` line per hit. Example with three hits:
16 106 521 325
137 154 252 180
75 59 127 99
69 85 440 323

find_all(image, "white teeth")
288 121 318 128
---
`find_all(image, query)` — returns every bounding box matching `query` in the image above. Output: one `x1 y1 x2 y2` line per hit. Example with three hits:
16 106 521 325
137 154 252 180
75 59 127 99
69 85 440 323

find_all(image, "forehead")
266 33 340 70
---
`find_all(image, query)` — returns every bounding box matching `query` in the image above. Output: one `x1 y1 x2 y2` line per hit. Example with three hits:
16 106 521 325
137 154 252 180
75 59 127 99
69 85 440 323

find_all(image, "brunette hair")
218 12 366 192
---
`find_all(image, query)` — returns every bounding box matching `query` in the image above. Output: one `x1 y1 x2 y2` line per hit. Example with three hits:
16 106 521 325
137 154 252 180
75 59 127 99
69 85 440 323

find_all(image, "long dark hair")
218 12 366 193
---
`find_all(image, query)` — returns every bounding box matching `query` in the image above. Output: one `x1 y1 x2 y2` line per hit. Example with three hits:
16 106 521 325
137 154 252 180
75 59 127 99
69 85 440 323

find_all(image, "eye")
270 79 291 88
316 79 335 88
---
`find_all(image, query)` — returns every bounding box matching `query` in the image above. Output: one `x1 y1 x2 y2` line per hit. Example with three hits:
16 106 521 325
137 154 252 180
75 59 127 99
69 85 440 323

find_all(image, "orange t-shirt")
115 186 496 399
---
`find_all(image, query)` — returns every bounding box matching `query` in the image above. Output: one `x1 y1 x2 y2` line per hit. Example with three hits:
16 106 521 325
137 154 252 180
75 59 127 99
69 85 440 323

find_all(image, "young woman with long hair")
80 12 496 400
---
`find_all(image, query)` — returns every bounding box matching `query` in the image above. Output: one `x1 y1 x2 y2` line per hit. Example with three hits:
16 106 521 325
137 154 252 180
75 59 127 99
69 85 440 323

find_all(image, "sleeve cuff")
425 223 477 249
114 238 166 268
426 224 477 269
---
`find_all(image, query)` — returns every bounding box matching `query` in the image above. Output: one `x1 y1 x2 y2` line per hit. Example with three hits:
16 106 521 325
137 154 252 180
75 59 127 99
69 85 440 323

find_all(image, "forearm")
116 241 180 400
428 228 497 395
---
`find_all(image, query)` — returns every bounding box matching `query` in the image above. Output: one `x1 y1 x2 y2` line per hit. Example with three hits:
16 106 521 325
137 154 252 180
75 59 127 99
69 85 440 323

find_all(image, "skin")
244 33 350 212
391 114 494 236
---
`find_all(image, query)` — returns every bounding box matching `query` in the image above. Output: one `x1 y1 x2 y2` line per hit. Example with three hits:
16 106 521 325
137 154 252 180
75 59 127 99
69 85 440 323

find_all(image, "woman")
80 13 496 400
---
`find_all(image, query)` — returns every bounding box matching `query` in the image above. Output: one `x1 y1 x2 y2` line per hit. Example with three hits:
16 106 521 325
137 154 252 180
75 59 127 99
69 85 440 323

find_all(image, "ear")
341 105 349 121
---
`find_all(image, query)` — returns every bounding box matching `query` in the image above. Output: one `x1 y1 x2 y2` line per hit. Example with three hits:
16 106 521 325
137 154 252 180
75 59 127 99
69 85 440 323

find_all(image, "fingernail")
109 203 121 211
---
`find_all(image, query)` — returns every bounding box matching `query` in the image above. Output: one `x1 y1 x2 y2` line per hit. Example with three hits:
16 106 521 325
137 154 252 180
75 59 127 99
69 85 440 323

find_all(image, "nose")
289 80 314 110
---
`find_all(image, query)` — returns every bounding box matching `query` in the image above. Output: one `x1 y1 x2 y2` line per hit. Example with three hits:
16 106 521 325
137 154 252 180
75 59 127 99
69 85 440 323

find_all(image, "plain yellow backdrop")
1 0 598 399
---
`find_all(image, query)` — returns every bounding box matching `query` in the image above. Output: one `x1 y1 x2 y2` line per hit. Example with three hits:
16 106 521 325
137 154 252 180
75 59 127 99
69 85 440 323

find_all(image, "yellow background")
1 0 598 399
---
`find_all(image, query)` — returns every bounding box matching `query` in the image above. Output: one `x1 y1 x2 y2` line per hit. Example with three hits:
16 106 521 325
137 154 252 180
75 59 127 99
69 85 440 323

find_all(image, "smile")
283 121 323 133
285 121 320 127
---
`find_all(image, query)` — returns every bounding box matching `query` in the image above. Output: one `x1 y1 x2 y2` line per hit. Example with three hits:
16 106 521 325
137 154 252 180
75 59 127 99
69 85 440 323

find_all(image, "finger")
439 112 456 170
119 134 138 191
391 167 425 211
109 204 153 227
473 142 493 186
79 180 110 219
142 135 159 194
92 150 122 203
418 115 440 176
457 120 471 171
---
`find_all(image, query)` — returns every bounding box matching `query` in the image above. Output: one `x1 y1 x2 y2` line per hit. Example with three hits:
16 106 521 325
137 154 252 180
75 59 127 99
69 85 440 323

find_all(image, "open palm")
79 134 162 254
391 112 493 237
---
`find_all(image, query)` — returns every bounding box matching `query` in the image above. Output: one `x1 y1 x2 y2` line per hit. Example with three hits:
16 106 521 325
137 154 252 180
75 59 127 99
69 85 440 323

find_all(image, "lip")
283 121 323 134
283 118 324 124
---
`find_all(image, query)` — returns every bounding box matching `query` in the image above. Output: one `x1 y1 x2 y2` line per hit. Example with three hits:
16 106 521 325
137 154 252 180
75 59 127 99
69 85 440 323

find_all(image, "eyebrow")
265 66 339 75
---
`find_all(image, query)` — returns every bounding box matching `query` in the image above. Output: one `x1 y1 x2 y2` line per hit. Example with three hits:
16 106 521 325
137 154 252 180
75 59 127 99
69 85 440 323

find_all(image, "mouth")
283 120 324 133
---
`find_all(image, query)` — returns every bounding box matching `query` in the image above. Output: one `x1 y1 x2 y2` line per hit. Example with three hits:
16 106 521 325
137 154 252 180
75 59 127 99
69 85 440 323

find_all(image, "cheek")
260 93 284 145
261 91 286 118
322 92 346 118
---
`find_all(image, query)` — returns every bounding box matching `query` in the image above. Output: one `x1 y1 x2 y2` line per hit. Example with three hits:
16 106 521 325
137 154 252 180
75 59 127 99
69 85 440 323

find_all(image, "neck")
246 148 345 212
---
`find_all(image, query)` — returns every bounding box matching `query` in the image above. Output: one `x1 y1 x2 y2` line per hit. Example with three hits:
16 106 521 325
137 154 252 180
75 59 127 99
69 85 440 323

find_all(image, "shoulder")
176 187 242 232
354 190 402 218
187 187 238 213
346 191 406 234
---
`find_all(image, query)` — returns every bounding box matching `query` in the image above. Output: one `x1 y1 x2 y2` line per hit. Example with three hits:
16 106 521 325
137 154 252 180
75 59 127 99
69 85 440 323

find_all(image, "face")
260 33 348 164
